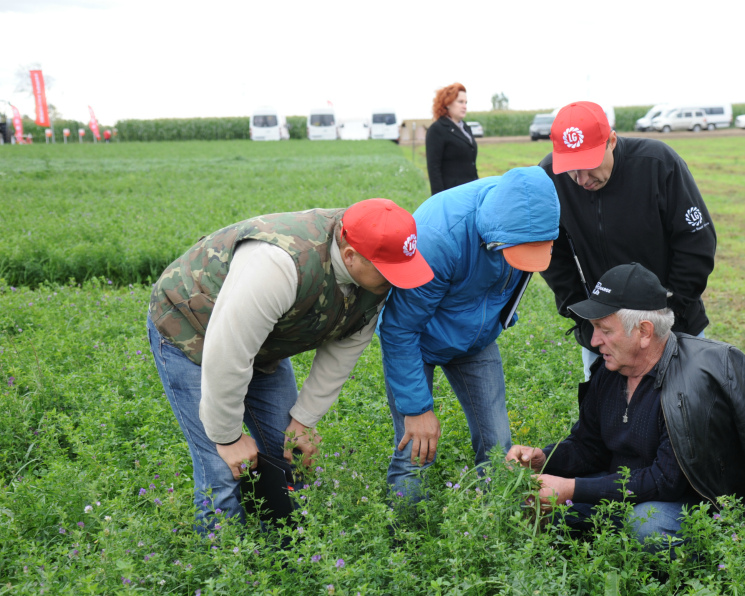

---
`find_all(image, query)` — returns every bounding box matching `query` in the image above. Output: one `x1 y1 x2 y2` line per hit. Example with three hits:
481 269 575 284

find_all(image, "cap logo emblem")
685 206 703 227
563 127 584 149
403 234 417 257
592 281 612 296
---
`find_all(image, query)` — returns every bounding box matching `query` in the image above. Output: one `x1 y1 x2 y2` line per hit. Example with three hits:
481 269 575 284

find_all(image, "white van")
307 108 337 140
652 107 708 132
370 109 399 141
700 104 732 129
635 104 670 132
250 107 289 141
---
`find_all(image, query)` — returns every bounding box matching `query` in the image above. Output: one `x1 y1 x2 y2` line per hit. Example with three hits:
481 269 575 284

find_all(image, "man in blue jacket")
378 166 560 502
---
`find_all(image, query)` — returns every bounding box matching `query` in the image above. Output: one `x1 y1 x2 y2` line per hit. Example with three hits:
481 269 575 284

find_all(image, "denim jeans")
560 494 702 552
384 341 512 504
147 316 300 531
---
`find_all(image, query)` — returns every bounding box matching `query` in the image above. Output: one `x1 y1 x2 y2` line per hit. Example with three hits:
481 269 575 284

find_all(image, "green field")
1 138 744 594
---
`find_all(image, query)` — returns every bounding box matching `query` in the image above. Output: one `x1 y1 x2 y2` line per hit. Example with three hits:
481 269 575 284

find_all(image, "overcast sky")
0 0 742 125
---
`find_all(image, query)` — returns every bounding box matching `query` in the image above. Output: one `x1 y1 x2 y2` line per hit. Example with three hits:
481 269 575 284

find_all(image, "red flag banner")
30 70 50 127
88 106 101 141
11 105 24 143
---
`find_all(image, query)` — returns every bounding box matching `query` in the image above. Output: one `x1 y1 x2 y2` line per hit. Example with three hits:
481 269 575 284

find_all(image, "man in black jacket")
538 102 717 379
507 263 745 551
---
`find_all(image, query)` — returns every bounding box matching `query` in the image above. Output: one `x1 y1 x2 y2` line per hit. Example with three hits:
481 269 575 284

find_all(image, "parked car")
529 113 554 141
250 107 289 141
652 107 707 132
307 108 338 140
338 119 370 140
700 104 733 129
735 114 745 129
371 109 400 141
635 104 670 132
466 121 484 138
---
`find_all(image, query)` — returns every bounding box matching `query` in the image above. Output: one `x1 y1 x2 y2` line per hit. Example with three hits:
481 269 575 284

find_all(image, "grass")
0 140 428 287
1 137 744 594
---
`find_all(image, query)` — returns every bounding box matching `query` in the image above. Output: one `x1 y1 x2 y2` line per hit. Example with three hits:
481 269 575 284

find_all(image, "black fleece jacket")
539 136 716 351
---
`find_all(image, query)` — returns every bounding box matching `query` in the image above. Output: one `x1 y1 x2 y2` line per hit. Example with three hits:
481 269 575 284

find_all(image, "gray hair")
616 307 674 338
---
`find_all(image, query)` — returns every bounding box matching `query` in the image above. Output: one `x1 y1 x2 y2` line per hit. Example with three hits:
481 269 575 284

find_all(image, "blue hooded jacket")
378 166 560 416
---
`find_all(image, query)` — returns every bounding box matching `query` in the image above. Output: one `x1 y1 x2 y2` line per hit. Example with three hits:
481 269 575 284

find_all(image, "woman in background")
425 82 478 195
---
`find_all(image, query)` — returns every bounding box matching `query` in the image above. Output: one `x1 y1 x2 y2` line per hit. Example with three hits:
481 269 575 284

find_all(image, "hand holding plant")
216 433 259 479
283 418 321 468
505 444 547 472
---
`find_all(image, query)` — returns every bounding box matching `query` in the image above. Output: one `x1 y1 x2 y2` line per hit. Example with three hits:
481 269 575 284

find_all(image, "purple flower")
154 498 162 506
302 510 308 516
149 483 156 490
233 547 240 554
208 533 216 540
297 526 304 534
136 350 142 355
565 499 573 506
335 558 345 568
215 508 222 514
453 484 460 490
167 487 174 493
77 522 85 528
396 491 404 498
202 500 209 506
713 513 721 519
719 564 726 570
122 577 131 585
7 377 14 387
195 591 201 596
445 482 453 488
139 488 147 496
153 474 159 479
59 527 66 534
312 555 322 563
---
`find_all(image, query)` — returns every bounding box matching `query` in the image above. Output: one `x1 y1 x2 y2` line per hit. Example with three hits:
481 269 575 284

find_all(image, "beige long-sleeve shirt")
199 239 379 444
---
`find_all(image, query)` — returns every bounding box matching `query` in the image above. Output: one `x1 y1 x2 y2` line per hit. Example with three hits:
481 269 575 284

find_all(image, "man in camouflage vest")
147 199 433 530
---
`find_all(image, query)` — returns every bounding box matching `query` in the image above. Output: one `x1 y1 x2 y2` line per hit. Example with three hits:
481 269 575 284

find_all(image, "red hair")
432 83 467 119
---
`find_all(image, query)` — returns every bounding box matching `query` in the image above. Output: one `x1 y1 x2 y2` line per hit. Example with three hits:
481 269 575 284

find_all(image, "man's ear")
341 245 357 266
638 320 655 347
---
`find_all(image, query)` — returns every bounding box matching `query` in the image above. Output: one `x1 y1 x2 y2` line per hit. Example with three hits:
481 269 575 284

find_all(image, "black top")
539 136 716 349
543 362 694 505
425 116 478 195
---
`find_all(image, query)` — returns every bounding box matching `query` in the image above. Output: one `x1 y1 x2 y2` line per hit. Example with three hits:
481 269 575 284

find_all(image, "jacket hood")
476 166 560 245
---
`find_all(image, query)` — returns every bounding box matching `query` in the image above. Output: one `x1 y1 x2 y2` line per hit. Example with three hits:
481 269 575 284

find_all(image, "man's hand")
505 444 546 472
399 410 441 465
215 433 259 480
283 418 322 467
535 474 575 511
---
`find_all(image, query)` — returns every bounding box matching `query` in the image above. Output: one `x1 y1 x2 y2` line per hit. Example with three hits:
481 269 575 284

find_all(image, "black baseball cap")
568 263 668 320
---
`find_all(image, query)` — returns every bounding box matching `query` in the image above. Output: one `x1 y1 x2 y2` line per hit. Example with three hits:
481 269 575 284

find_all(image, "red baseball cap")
550 102 611 174
341 199 434 289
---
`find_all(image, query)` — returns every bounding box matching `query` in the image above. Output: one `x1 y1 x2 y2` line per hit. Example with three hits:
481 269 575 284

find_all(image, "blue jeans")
147 316 300 531
384 341 512 504
560 494 702 552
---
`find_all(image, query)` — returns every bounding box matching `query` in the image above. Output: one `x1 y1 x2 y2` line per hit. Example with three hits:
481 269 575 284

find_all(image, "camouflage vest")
149 208 385 369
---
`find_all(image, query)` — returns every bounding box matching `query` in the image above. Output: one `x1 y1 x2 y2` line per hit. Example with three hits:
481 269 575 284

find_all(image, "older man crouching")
507 263 745 550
